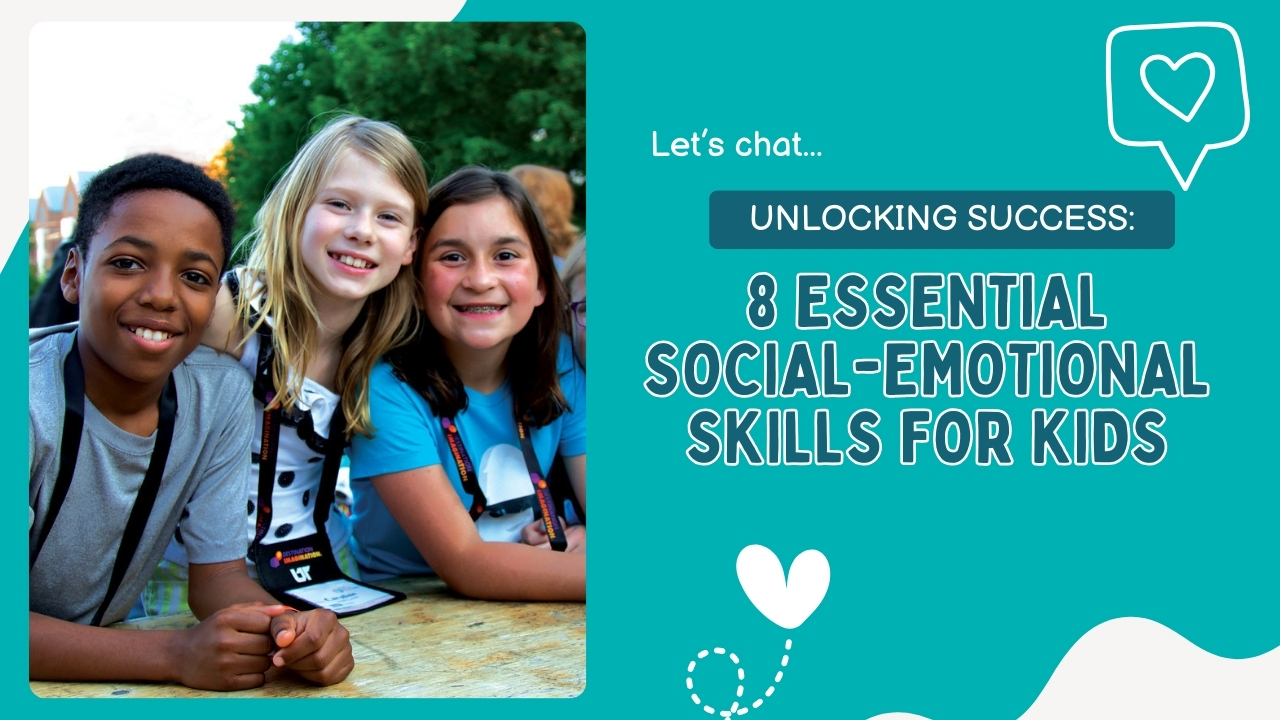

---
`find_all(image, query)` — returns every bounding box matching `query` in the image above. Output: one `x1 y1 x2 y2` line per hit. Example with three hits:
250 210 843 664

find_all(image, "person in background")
30 240 79 328
560 238 585 370
509 165 579 269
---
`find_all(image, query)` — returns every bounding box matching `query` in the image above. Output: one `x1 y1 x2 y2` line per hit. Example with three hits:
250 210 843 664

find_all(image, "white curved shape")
866 617 1279 720
1020 617 1279 719
429 0 468 19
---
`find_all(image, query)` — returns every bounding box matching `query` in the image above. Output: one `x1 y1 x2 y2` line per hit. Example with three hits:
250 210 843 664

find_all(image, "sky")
29 22 301 198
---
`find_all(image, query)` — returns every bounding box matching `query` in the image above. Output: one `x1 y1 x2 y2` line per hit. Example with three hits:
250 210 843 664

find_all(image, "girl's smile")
300 150 417 307
328 250 378 272
421 197 545 369
454 303 506 316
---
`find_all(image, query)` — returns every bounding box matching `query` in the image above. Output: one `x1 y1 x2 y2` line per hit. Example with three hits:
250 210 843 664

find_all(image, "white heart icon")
1139 52 1215 123
736 545 829 630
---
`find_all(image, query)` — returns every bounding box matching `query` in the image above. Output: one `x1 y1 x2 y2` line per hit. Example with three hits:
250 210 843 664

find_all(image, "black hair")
73 154 237 269
392 166 569 427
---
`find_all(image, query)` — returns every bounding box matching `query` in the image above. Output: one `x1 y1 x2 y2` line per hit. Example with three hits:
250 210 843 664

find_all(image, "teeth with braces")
132 327 173 341
334 254 374 269
461 305 502 314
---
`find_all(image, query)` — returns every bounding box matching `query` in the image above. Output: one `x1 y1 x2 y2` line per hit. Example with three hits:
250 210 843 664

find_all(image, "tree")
224 22 586 254
224 22 344 248
206 140 234 183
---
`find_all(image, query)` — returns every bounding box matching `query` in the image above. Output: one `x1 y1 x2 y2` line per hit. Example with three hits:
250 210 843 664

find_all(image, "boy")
29 154 353 690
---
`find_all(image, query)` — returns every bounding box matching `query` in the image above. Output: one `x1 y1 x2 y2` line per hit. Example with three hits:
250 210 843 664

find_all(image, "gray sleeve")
179 378 254 565
29 413 35 531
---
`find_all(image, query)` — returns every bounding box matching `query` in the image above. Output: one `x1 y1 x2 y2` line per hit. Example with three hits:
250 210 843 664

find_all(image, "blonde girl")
140 115 428 616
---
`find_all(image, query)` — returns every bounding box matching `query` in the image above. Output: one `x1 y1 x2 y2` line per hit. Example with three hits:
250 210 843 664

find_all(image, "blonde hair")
510 164 579 257
560 236 585 290
237 115 429 437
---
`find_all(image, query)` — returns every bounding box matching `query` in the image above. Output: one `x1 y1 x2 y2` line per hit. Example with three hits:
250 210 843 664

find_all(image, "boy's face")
61 190 223 387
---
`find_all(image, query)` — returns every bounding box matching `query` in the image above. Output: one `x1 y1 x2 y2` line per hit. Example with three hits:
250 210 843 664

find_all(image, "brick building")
29 171 96 274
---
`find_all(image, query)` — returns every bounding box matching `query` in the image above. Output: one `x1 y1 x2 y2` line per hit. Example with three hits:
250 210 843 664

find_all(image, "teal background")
11 1 1278 718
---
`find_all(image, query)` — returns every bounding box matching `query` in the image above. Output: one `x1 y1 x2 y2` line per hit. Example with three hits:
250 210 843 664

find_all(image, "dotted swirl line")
686 639 792 717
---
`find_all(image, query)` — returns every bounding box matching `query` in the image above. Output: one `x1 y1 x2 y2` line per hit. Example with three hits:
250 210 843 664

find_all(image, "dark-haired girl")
348 167 585 601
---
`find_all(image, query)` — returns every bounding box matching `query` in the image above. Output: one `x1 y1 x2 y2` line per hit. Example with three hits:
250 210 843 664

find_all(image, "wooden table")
30 577 585 698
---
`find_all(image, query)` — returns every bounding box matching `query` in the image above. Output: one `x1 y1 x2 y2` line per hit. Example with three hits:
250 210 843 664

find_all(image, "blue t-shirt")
348 337 586 576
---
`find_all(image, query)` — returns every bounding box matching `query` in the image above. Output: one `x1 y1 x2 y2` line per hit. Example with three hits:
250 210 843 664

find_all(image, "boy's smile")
62 190 223 409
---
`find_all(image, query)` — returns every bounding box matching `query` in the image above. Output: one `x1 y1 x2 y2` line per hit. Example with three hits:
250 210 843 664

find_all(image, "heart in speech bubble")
1140 52 1215 123
736 545 829 630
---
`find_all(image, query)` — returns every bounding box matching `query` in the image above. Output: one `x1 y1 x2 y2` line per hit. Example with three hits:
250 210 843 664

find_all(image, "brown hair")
510 164 579 258
393 167 569 427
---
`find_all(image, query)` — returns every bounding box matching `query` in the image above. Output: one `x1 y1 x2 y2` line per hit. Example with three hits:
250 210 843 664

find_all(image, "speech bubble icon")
1106 22 1250 190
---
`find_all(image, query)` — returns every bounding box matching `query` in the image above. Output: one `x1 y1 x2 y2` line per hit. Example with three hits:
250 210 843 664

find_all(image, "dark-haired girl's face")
420 197 546 366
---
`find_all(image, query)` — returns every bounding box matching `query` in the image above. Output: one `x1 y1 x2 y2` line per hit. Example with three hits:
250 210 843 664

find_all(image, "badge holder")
250 338 404 617
252 534 404 617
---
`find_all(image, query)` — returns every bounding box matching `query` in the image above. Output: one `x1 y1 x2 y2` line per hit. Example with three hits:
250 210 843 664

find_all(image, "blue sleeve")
557 336 586 457
349 362 443 480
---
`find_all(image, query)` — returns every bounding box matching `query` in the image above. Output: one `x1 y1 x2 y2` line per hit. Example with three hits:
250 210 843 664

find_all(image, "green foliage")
224 22 586 258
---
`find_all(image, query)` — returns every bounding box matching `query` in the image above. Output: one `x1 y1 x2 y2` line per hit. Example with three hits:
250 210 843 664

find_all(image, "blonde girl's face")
421 196 546 362
299 150 417 307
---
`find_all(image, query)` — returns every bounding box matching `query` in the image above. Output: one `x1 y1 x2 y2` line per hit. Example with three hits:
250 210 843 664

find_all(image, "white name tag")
284 578 396 614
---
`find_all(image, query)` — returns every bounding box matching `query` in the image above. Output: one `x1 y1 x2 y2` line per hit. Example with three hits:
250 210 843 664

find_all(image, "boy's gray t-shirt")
29 324 254 626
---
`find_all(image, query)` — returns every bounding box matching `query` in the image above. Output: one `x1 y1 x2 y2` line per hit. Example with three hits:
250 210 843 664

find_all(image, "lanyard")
244 323 405 616
249 389 403 616
440 415 568 552
251 404 347 547
31 335 178 626
221 270 402 615
250 333 347 550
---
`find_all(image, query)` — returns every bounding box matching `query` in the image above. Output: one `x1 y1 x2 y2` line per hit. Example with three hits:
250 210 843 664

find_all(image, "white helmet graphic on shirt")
474 444 536 543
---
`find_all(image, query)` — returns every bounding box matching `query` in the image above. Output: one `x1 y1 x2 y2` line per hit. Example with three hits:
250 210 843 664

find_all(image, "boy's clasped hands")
173 603 351 690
